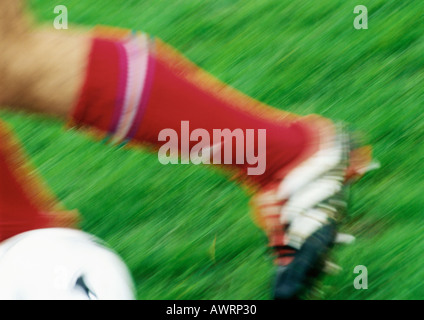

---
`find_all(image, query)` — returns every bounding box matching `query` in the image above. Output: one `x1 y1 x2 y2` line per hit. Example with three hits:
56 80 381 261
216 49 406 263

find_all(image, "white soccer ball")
0 228 135 300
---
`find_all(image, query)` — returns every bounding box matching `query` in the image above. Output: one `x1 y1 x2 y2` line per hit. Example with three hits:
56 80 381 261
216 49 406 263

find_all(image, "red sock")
70 27 330 189
0 120 79 242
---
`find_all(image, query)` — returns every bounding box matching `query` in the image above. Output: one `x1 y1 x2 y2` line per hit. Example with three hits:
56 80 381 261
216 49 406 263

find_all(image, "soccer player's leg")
0 0 90 116
0 120 79 242
65 29 373 299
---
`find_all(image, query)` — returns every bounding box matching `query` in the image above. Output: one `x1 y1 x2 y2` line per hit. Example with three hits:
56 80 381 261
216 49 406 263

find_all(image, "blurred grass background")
1 0 424 299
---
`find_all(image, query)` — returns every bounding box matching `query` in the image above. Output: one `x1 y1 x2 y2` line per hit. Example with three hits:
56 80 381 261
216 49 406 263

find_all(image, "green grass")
2 0 424 299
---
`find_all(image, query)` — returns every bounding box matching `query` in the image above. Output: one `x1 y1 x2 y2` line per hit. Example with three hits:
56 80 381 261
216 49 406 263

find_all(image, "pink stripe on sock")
126 38 156 141
108 41 129 135
113 33 149 142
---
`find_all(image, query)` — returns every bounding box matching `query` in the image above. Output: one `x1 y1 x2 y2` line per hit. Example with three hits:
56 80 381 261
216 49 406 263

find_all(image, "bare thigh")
1 28 91 118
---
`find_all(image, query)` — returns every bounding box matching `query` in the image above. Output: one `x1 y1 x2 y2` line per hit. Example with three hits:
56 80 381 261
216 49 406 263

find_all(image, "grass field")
2 0 424 299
